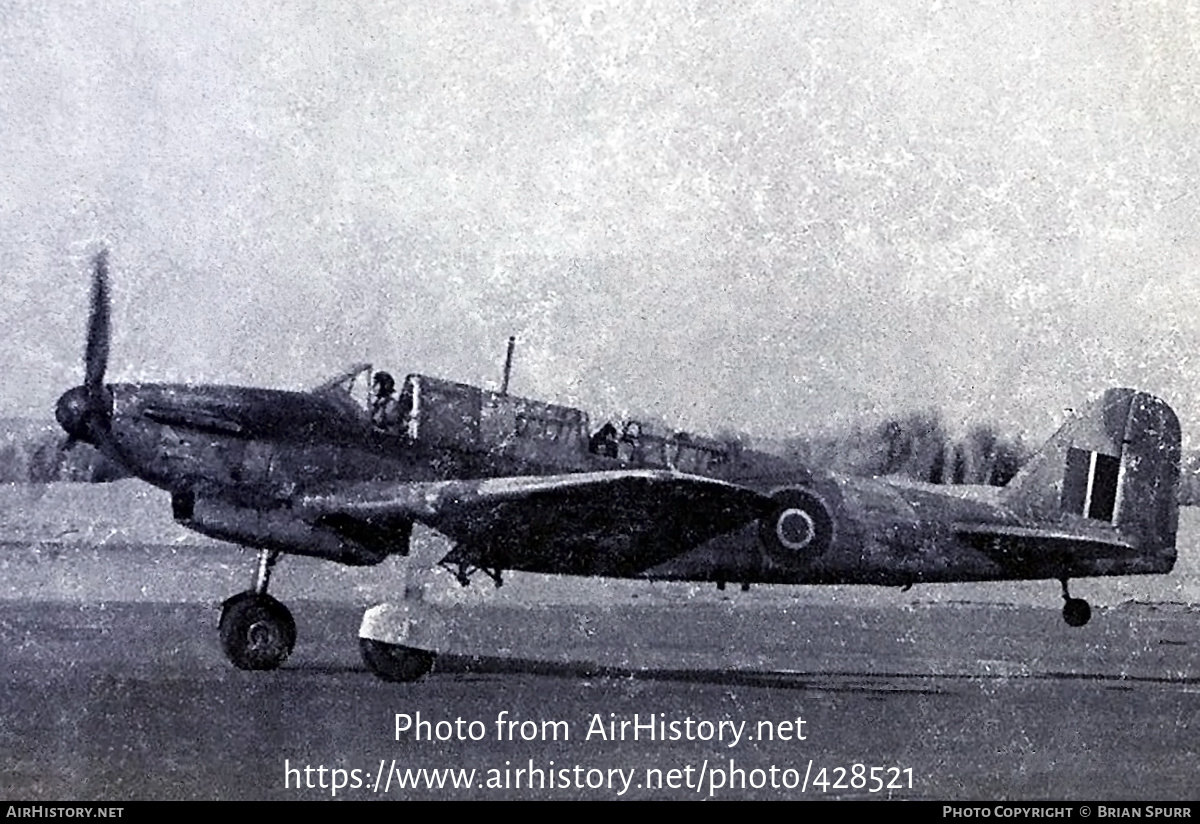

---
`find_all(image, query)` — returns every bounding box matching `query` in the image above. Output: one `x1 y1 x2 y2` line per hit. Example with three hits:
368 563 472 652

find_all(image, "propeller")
84 248 110 392
55 250 113 447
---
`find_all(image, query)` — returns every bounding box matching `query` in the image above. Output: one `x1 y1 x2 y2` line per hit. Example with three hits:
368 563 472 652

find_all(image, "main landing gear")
219 549 296 670
1059 579 1092 628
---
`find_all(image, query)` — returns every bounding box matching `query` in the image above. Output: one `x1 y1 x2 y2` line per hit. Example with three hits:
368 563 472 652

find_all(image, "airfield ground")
0 483 1197 800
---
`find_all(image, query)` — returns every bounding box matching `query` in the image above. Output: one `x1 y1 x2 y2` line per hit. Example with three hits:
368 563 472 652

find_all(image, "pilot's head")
373 371 395 396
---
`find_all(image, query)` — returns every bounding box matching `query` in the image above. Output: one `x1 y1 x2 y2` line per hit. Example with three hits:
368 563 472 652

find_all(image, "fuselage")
61 374 1178 589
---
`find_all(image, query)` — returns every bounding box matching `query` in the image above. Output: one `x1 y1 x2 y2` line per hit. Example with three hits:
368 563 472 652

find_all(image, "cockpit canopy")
311 365 591 456
309 364 735 474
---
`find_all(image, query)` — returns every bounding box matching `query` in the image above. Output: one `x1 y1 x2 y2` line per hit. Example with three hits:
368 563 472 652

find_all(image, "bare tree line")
775 411 1027 487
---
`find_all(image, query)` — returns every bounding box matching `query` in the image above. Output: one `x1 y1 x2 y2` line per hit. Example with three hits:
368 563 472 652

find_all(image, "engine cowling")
172 493 409 566
758 486 835 564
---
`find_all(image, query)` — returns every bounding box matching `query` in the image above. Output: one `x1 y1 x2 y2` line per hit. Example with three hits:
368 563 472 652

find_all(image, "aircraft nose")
56 385 94 443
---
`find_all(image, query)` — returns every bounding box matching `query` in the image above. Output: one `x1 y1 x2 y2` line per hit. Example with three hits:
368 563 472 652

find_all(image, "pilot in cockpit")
370 371 400 430
589 422 619 459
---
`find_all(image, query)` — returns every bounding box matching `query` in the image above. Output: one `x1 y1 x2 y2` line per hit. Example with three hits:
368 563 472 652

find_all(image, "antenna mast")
500 336 516 396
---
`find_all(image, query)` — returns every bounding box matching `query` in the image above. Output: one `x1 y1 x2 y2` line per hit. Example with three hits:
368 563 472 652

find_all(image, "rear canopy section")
401 374 592 464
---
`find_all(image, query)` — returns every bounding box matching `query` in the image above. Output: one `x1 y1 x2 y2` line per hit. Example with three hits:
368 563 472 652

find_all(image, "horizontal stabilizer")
952 522 1134 550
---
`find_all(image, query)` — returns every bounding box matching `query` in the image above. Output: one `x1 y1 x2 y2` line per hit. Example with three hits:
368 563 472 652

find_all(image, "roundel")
758 487 834 561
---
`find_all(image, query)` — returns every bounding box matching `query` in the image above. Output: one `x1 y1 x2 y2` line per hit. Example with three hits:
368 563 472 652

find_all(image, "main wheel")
360 638 435 682
219 591 296 670
758 487 835 562
1062 597 1091 628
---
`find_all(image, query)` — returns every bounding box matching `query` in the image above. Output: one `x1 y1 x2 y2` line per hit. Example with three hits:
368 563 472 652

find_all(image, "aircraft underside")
211 526 1130 680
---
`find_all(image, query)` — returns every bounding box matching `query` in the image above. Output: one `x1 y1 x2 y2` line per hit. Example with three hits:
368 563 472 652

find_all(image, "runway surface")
1 596 1197 800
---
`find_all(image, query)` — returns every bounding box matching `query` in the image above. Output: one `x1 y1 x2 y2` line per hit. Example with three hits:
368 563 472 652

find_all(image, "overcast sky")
2 0 1198 444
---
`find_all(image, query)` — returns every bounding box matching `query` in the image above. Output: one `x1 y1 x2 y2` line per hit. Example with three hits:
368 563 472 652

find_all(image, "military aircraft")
56 251 1181 681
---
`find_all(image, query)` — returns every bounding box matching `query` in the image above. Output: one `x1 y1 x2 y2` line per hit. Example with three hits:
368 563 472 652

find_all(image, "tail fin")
1001 388 1180 557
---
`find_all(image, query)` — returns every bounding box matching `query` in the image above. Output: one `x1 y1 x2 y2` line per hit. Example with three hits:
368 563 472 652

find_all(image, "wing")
299 470 772 577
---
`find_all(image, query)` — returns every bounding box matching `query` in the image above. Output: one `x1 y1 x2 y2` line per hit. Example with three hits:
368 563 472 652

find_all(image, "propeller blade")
84 249 110 391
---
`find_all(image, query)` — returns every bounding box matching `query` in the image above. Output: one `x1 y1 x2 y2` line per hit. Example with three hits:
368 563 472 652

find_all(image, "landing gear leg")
253 547 278 595
1059 578 1091 628
219 549 297 670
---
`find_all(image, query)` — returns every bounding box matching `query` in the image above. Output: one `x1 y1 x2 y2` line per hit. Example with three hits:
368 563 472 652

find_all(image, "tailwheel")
1062 597 1091 628
219 591 296 670
1059 579 1092 628
360 638 435 682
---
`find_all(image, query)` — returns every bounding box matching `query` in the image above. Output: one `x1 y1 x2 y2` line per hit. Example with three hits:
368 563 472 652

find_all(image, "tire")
360 638 435 682
1062 597 1091 628
758 487 835 562
219 591 296 670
